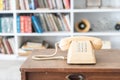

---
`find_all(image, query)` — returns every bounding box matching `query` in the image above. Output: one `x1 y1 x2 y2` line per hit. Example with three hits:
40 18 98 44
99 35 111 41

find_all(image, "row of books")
17 13 70 33
0 16 13 33
17 0 70 10
0 37 15 55
0 0 14 10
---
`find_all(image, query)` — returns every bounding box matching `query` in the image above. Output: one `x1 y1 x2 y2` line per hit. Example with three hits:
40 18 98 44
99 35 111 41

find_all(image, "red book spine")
63 0 70 9
20 16 25 33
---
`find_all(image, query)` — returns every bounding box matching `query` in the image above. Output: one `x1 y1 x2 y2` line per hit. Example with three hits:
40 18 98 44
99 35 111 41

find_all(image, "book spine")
0 0 3 10
17 16 21 33
39 14 48 32
7 17 13 33
43 14 52 31
5 38 13 54
31 16 43 33
56 0 64 9
0 18 2 33
46 14 55 31
27 16 32 33
8 37 15 54
38 0 45 8
52 0 57 9
24 16 28 33
31 0 35 10
16 0 20 9
0 37 6 54
9 0 14 10
1 17 7 33
24 0 30 10
3 0 6 10
63 0 70 9
63 14 70 31
57 13 67 31
2 38 10 54
48 0 53 9
20 16 25 33
49 14 58 31
19 0 25 10
53 15 62 31
5 0 9 10
34 0 39 9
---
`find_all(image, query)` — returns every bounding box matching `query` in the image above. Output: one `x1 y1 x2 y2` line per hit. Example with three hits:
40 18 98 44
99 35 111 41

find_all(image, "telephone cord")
32 42 66 60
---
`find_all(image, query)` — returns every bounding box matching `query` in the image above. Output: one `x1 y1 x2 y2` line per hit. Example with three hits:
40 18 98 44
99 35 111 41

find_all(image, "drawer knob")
66 74 85 80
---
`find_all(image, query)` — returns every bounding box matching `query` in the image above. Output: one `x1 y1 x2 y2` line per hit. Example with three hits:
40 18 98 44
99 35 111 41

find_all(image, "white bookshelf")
0 0 120 60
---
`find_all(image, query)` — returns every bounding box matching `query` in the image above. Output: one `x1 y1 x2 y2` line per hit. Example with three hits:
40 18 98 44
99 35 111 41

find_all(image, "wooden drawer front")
88 72 120 80
26 72 120 80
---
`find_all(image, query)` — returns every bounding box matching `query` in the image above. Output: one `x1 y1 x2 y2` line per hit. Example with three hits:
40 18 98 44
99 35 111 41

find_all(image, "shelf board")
0 10 14 13
73 32 120 36
0 33 15 36
74 9 120 13
16 9 71 13
17 32 71 36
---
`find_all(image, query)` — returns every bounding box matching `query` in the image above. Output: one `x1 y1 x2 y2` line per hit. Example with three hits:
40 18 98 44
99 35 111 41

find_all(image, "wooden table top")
20 49 120 73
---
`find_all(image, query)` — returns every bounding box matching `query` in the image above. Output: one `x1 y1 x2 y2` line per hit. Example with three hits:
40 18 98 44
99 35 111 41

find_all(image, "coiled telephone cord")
32 42 66 60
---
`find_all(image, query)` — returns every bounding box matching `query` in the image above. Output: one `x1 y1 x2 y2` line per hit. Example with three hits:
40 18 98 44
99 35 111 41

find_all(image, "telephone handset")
32 36 102 64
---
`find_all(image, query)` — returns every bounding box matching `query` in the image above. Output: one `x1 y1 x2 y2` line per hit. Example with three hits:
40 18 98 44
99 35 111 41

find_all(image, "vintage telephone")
32 36 102 64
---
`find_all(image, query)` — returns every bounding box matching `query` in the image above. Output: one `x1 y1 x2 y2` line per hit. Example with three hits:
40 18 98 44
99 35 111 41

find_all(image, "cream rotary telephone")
32 36 102 64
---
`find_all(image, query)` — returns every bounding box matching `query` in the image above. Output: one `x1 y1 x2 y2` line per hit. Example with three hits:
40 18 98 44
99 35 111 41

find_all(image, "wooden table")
20 49 120 80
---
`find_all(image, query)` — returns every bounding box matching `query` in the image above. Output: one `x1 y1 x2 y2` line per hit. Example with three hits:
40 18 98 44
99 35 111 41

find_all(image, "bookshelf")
0 0 120 60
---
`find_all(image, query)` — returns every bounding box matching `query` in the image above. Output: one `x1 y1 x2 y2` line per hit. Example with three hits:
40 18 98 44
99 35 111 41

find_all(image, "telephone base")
67 40 96 65
67 61 96 65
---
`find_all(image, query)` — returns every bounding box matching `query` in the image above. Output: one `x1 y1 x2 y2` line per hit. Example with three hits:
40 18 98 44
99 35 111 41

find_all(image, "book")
37 0 45 8
9 0 14 10
39 14 48 32
24 0 30 10
49 14 58 31
52 15 62 31
56 0 64 9
24 16 32 33
31 0 35 10
0 0 3 10
34 0 39 9
27 16 32 33
21 41 49 50
8 37 15 54
43 0 49 8
2 37 13 54
63 0 70 9
20 16 25 33
19 0 25 10
57 13 67 31
63 14 70 31
52 0 57 9
16 0 20 9
17 16 21 33
43 14 53 31
31 16 43 33
0 37 6 54
46 14 56 31
0 18 2 33
48 0 53 9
